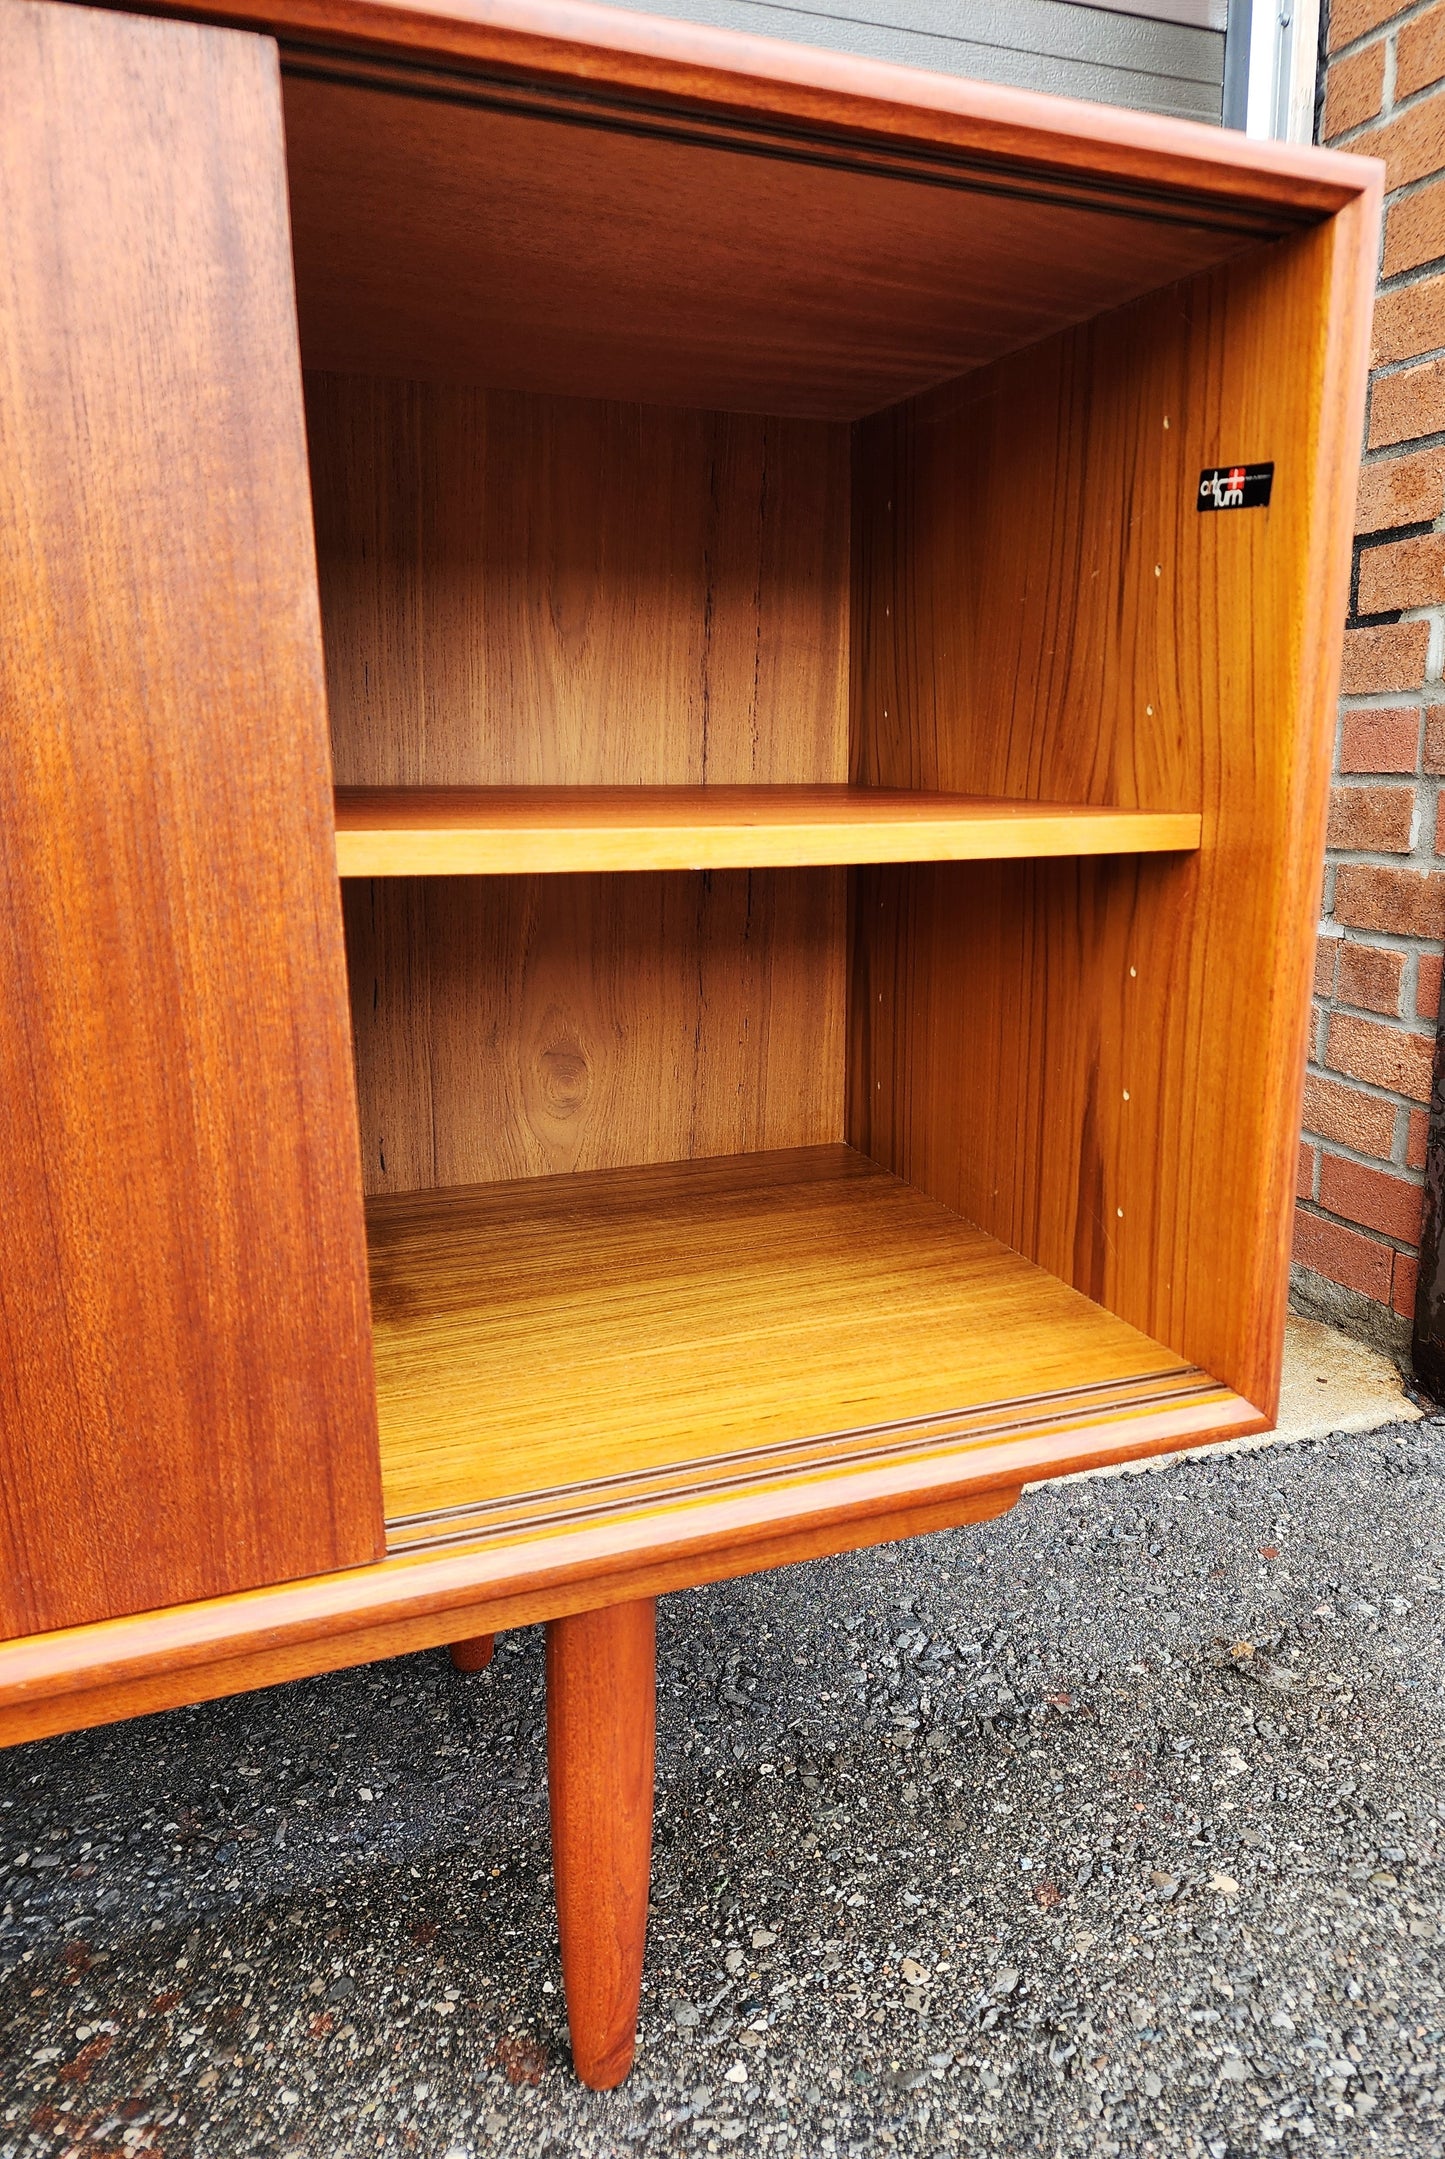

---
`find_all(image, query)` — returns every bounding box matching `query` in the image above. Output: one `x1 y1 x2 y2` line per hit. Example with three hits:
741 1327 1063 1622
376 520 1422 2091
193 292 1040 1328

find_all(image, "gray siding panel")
591 0 1225 121
1061 0 1225 29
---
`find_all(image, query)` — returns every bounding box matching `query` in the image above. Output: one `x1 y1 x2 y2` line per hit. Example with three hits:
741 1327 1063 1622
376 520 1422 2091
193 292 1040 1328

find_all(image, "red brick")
1419 951 1443 1017
1369 357 1445 450
1398 2 1445 97
1409 1104 1431 1166
1337 938 1408 1012
1319 1152 1425 1241
1326 1010 1436 1099
1298 1139 1317 1200
1393 1248 1421 1318
1384 177 1445 279
1331 0 1417 52
1427 707 1445 774
1302 1070 1398 1156
1339 707 1421 772
1371 279 1445 369
1350 103 1445 193
1333 862 1445 938
1358 532 1445 614
1341 622 1430 694
1293 1206 1395 1300
1315 936 1337 995
1355 445 1445 531
1325 41 1387 135
1327 783 1416 852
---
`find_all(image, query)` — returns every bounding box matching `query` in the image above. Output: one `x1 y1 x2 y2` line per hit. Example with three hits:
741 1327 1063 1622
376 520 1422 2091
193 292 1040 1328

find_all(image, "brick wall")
1299 0 1445 1360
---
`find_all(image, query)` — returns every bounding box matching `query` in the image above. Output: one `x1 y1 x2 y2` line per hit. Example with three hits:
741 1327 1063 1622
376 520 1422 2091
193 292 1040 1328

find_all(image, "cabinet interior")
279 60 1332 1538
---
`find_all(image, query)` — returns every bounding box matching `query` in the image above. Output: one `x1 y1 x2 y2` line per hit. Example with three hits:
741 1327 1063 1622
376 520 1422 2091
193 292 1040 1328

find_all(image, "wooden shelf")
335 787 1201 877
369 1145 1256 1550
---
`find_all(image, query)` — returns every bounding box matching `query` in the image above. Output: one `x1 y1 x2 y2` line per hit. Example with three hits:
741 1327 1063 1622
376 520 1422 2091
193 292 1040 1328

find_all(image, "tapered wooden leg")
546 1598 656 2089
449 1633 495 1672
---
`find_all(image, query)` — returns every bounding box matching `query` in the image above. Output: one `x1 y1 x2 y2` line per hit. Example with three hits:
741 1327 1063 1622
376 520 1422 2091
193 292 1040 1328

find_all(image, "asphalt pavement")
3 1409 1445 2157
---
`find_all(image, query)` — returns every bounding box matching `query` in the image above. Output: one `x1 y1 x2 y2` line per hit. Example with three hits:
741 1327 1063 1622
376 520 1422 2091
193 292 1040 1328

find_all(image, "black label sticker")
1198 462 1274 511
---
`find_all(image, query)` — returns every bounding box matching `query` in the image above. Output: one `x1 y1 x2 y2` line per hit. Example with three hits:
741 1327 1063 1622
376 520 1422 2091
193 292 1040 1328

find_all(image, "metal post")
1413 1014 1445 1395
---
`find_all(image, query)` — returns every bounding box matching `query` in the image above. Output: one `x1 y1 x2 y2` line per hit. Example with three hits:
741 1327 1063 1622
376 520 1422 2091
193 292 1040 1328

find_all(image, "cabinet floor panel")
336 787 1201 876
0 1146 1262 1746
371 1144 1244 1547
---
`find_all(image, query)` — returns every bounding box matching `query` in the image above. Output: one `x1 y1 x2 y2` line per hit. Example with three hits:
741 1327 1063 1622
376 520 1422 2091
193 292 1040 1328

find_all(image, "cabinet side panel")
0 0 384 1639
850 212 1376 1414
346 872 845 1191
309 376 850 786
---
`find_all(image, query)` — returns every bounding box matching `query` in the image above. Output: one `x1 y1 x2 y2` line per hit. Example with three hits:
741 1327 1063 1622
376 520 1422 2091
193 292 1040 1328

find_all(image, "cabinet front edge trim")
0 1376 1265 1738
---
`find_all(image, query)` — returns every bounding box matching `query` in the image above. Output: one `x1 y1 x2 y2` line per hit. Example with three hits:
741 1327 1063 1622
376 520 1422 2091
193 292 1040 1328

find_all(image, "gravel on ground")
3 1415 1445 2157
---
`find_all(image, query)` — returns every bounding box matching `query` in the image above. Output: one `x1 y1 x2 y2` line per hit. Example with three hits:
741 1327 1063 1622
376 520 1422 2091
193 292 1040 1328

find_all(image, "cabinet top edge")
67 0 1380 226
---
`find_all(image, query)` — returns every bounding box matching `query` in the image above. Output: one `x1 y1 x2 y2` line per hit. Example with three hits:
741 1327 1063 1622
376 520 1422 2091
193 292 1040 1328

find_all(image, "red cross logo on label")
1198 462 1274 512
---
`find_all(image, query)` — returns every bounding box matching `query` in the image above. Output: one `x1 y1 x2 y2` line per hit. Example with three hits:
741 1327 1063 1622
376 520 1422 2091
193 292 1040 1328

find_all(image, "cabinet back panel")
308 376 850 787
850 213 1374 1415
346 872 845 1193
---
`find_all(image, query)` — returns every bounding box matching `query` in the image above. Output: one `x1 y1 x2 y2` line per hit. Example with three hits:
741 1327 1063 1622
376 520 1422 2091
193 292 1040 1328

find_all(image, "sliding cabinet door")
0 0 383 1637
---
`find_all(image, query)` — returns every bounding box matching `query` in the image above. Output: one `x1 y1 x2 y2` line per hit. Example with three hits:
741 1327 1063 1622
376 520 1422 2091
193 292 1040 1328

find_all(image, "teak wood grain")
449 1632 495 1671
0 0 1377 1802
343 873 844 1192
547 1600 655 2088
282 61 1288 417
161 0 1377 418
849 207 1380 1420
364 1145 1232 1523
314 376 853 1191
0 1358 1272 1747
334 787 1202 876
94 0 1373 219
0 0 383 1639
308 378 849 787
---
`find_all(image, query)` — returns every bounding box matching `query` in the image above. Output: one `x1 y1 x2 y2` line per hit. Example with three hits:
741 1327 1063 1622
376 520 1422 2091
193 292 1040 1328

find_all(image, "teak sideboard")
0 0 1378 2086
